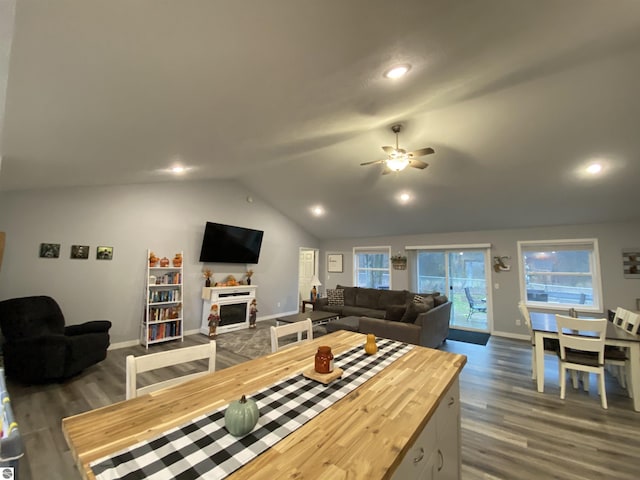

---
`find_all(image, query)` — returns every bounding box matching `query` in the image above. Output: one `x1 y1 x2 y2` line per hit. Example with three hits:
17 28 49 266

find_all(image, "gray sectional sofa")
317 285 451 349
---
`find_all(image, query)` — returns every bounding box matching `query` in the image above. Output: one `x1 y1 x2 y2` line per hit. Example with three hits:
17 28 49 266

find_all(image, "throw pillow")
434 295 448 307
400 302 429 323
327 288 345 306
413 295 435 310
385 304 407 322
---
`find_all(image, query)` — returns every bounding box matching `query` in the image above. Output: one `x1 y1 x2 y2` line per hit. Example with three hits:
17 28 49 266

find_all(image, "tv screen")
198 222 264 264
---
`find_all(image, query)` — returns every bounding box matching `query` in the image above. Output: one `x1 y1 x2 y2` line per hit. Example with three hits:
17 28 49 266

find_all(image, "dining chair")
555 315 608 409
270 319 313 353
125 341 216 400
518 302 559 380
605 308 639 396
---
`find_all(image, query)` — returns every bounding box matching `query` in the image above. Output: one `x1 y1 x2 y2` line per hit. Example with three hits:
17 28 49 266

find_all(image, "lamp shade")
310 274 322 286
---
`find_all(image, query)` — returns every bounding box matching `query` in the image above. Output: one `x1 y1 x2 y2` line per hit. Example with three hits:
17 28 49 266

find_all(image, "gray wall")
320 221 640 337
0 180 318 343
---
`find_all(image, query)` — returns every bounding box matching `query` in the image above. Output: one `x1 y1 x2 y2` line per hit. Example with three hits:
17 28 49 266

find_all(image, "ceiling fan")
360 124 434 175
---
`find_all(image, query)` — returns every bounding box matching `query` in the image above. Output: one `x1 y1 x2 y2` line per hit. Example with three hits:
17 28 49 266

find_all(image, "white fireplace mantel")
200 285 257 335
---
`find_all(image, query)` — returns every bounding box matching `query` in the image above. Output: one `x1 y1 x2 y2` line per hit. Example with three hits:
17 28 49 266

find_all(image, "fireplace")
200 285 257 335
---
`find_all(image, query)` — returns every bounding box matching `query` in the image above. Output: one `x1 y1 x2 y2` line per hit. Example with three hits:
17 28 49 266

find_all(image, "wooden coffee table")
276 310 338 328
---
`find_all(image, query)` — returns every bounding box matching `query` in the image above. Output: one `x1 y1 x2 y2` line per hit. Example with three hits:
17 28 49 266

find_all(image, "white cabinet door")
436 379 461 479
392 417 437 479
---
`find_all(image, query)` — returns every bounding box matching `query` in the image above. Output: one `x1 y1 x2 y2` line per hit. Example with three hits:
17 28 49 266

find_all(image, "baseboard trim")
108 313 294 350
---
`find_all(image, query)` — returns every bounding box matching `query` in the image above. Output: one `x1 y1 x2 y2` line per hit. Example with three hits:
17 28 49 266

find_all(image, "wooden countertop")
62 330 467 479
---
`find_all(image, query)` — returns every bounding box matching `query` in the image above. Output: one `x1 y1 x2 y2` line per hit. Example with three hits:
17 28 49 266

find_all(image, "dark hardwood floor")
5 329 640 479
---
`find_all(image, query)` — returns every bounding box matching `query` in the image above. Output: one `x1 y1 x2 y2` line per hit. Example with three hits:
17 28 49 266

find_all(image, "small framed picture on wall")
71 245 90 259
327 253 343 273
39 243 61 258
97 246 113 260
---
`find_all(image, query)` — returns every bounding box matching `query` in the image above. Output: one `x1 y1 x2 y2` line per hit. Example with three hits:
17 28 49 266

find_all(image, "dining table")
62 330 466 480
530 311 640 411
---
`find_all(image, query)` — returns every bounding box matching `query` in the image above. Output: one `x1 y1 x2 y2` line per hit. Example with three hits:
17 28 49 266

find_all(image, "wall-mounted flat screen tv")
198 222 264 264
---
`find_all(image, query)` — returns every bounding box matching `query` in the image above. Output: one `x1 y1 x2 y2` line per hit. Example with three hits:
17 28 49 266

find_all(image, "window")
353 247 390 289
517 239 603 311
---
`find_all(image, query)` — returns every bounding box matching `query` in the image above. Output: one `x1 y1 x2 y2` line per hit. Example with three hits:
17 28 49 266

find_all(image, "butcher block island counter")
62 330 466 480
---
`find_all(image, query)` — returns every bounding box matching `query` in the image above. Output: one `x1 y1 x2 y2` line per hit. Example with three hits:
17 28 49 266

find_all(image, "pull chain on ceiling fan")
360 124 434 175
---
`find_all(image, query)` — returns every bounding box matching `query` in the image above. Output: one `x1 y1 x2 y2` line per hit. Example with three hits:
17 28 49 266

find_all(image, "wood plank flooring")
5 328 640 479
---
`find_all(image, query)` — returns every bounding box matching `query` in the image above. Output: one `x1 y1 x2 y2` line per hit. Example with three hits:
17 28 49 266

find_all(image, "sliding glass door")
416 248 490 331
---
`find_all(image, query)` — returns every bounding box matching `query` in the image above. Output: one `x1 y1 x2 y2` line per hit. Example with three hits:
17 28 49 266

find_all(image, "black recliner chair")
0 296 112 383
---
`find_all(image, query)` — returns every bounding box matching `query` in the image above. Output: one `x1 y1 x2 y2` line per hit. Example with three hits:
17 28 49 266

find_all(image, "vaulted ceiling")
2 0 640 239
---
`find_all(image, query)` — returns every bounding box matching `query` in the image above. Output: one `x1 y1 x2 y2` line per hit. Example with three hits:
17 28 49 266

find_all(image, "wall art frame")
39 243 61 258
97 246 113 260
327 253 343 273
71 245 90 259
622 248 640 279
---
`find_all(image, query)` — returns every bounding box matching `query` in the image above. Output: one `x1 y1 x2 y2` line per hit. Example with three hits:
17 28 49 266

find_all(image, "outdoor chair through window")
464 287 487 320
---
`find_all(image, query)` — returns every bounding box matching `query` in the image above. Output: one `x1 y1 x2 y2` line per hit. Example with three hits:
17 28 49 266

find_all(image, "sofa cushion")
434 295 448 306
355 288 380 308
378 289 410 309
327 288 344 306
385 304 407 322
341 306 386 319
400 302 430 323
337 285 357 306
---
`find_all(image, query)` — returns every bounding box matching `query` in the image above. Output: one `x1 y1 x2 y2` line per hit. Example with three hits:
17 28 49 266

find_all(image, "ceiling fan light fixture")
384 64 411 79
386 157 410 172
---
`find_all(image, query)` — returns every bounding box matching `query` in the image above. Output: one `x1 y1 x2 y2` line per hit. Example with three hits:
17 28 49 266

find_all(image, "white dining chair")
126 341 216 399
270 319 313 353
518 302 558 380
555 315 608 409
606 308 639 396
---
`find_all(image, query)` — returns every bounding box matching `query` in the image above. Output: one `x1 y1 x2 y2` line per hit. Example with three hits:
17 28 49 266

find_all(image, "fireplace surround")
200 285 257 335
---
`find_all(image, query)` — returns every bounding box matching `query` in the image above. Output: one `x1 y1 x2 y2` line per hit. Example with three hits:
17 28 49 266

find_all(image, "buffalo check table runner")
90 338 414 480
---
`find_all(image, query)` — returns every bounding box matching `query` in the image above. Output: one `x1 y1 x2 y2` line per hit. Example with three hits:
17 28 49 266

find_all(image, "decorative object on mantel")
208 304 220 338
364 334 378 355
224 394 259 437
249 299 258 329
159 256 170 267
172 253 183 267
493 256 511 272
391 253 407 270
246 269 254 285
622 248 640 278
203 268 213 287
149 251 159 267
216 275 239 287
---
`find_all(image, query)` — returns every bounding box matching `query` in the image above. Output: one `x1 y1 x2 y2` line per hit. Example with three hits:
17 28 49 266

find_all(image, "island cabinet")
392 379 461 480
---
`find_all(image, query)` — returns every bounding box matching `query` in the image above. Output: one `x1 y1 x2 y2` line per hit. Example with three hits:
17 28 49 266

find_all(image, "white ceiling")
2 0 640 239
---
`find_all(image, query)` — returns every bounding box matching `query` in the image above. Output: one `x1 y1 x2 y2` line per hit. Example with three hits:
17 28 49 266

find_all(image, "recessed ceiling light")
384 64 411 79
397 192 412 204
170 166 186 174
311 205 325 217
586 163 603 175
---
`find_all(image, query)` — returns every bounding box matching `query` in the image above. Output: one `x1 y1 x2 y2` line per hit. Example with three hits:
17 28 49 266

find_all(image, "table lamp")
310 274 322 301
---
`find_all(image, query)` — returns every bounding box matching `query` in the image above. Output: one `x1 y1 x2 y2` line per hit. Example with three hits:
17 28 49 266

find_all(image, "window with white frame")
353 247 391 289
517 239 603 311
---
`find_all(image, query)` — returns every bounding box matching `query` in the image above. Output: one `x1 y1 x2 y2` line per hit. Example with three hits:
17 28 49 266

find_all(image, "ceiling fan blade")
409 159 429 169
381 146 395 154
360 159 385 166
408 147 435 157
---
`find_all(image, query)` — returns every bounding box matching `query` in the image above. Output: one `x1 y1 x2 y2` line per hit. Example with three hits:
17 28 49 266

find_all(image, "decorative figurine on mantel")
203 268 213 287
246 269 254 285
208 304 220 338
249 299 258 329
